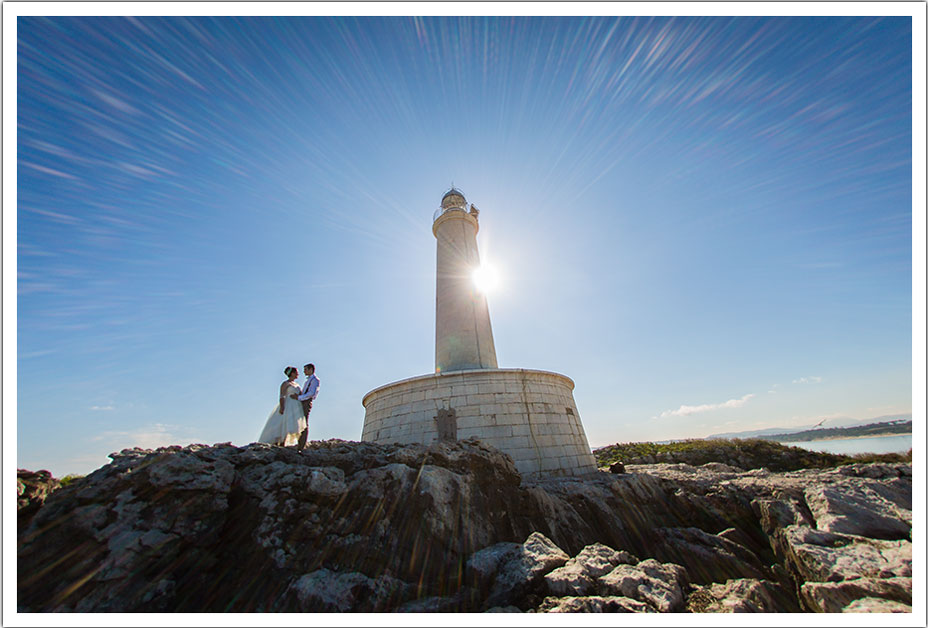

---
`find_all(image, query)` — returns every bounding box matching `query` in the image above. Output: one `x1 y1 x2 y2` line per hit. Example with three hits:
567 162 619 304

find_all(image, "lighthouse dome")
440 187 467 210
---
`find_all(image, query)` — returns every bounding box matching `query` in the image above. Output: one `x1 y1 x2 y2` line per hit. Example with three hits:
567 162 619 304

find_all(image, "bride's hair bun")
284 366 297 377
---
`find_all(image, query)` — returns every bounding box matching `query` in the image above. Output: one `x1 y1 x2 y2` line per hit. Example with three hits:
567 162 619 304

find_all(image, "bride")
258 366 307 446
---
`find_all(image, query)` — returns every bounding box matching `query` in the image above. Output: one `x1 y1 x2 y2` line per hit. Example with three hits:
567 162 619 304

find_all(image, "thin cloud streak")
659 393 755 418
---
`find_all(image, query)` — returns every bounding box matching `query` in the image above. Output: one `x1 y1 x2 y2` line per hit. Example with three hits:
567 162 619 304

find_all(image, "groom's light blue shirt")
298 374 320 401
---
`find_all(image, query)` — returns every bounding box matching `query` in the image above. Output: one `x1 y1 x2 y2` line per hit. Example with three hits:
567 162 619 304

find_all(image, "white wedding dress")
258 381 307 446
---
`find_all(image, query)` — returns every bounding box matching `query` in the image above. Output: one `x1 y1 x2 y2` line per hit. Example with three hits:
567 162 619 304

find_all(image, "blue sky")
10 13 921 476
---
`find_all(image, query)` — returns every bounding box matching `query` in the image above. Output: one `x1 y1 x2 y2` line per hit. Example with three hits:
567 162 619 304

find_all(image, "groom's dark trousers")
297 399 312 451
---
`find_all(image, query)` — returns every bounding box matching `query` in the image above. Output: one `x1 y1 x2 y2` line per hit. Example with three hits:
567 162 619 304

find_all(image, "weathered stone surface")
653 526 766 585
16 469 60 530
538 595 654 613
779 525 911 583
16 442 912 614
804 482 910 540
544 542 636 596
289 568 412 612
486 532 569 606
598 559 689 612
685 578 788 613
799 577 912 613
842 597 911 613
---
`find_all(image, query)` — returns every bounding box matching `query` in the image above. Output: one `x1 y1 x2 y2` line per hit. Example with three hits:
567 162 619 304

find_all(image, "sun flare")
472 264 499 294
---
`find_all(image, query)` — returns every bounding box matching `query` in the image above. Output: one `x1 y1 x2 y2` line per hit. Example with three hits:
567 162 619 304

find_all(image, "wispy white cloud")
659 393 755 418
91 423 188 450
89 405 115 411
792 376 823 384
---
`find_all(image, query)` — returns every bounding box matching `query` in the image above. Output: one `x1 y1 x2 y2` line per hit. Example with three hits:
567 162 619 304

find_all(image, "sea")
781 434 912 456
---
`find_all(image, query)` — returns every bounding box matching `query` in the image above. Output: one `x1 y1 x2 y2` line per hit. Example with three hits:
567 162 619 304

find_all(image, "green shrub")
593 438 910 472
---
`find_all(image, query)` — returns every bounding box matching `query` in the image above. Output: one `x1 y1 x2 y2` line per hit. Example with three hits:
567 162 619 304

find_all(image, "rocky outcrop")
17 439 912 613
17 469 60 531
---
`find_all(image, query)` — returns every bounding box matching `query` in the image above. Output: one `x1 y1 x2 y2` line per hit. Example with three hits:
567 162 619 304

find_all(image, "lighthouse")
433 187 498 372
361 188 598 478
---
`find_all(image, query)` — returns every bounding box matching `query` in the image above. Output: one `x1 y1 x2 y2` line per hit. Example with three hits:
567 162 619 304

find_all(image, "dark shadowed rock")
652 527 766 585
17 469 60 530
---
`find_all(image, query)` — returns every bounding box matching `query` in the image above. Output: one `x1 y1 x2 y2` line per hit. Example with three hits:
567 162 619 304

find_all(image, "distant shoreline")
776 431 912 444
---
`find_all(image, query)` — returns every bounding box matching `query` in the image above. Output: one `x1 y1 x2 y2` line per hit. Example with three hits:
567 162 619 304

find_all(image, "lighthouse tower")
433 188 498 372
361 188 598 478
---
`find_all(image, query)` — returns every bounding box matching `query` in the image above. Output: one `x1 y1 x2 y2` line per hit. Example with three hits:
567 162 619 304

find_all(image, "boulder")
544 543 637 596
804 483 910 540
843 597 911 613
598 559 689 612
288 568 412 612
15 442 912 614
799 577 912 613
538 595 654 613
652 526 766 584
685 578 790 613
17 469 60 530
484 532 569 607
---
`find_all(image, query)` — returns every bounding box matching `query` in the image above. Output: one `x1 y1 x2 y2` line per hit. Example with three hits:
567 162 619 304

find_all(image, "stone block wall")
361 368 598 477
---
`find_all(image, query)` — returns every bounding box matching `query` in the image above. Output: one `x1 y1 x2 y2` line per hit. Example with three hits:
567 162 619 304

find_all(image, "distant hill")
757 420 911 443
708 414 911 440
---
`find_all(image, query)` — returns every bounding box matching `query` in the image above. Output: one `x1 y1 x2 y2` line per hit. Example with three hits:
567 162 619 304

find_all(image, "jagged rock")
609 462 625 474
543 542 637 596
843 597 911 612
753 495 815 533
685 578 790 612
17 469 60 530
799 577 912 612
538 595 654 612
598 559 688 612
804 482 910 540
484 605 523 612
778 525 911 583
288 568 412 612
652 527 766 585
15 442 912 613
485 532 570 607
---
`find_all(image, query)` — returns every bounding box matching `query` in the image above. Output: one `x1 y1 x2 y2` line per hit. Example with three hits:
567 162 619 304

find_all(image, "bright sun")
472 264 499 294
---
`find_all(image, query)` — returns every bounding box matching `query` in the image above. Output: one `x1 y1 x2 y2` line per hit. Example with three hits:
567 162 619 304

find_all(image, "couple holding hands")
258 363 319 451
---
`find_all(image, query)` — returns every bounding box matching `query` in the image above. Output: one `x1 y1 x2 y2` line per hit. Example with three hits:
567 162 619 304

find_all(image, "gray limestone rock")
686 578 788 613
779 525 911 583
842 597 912 613
288 568 412 612
598 559 689 612
538 595 654 613
653 526 766 585
485 532 570 607
804 483 910 540
544 542 636 596
799 577 912 613
14 441 913 614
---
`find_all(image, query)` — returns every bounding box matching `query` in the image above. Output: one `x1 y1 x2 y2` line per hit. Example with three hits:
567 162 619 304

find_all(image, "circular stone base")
361 368 598 477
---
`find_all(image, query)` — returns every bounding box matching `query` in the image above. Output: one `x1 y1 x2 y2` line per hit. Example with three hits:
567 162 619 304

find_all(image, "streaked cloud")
89 405 115 411
792 376 823 384
91 423 190 450
659 393 755 418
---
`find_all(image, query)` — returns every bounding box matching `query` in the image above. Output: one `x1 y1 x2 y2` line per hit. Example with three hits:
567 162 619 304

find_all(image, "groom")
293 363 319 451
